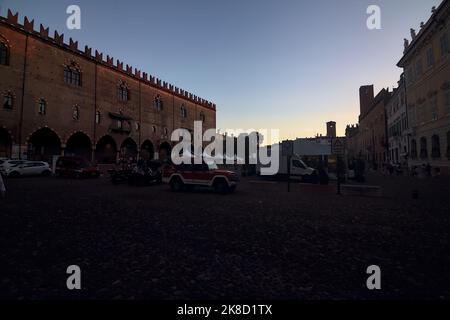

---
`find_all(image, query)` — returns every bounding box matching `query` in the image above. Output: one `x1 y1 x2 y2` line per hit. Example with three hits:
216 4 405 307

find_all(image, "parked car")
162 160 239 193
0 159 29 176
4 161 51 178
55 156 100 178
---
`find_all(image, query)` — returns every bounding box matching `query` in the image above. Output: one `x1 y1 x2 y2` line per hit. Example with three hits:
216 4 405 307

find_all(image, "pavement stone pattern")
1 173 449 299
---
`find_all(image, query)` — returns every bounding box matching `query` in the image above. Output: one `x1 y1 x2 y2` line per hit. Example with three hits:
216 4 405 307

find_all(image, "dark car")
55 156 100 178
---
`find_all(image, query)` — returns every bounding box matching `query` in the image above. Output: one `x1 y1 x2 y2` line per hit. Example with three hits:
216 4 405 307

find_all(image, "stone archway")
27 128 62 163
120 137 138 162
0 127 12 158
65 132 93 160
95 135 117 164
141 140 155 160
159 141 172 161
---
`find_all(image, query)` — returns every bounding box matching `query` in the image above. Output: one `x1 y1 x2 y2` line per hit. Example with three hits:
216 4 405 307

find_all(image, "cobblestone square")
1 174 449 299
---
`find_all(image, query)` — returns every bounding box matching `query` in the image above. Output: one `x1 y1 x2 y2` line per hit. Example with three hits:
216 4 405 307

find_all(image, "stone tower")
326 121 337 138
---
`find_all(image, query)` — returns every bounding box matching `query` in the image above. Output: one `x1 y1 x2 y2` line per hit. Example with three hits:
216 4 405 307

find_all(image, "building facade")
397 1 450 174
345 124 360 160
0 10 216 163
357 86 391 169
386 74 409 165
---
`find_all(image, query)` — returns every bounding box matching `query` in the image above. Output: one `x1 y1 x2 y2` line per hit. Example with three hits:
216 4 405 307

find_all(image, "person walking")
0 173 6 198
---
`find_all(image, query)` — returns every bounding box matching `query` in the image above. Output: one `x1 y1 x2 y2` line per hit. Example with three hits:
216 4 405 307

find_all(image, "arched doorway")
159 141 172 161
120 137 138 162
95 135 117 164
0 128 12 158
65 132 93 160
141 140 155 160
28 128 62 162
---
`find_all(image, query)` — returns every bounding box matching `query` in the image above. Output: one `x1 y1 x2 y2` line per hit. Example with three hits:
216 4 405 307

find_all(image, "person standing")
0 173 6 198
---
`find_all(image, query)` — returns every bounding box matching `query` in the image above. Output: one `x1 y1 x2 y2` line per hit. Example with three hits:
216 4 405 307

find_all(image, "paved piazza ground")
1 173 450 299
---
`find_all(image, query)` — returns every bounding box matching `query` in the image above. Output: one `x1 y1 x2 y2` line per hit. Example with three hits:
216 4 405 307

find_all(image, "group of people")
381 161 440 178
384 163 404 176
410 163 440 178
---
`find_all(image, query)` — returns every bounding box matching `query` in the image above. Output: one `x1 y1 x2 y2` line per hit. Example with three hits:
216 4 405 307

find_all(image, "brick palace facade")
0 10 216 163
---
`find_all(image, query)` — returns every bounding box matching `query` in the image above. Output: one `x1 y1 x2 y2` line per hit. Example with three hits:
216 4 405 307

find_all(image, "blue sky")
0 0 442 139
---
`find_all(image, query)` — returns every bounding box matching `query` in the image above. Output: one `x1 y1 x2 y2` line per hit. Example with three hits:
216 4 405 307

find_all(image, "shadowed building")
326 121 336 139
386 74 409 165
0 10 216 164
351 85 391 169
397 1 450 174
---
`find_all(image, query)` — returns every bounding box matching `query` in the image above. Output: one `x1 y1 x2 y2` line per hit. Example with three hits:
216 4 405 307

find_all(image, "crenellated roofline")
0 9 217 111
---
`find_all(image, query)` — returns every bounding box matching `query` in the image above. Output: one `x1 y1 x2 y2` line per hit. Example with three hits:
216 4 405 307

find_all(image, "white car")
4 161 52 177
0 159 29 175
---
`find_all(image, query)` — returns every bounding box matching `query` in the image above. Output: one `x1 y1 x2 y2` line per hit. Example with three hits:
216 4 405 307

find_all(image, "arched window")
154 95 163 111
0 42 9 65
3 92 13 110
163 127 168 136
152 125 157 134
135 122 140 131
95 111 101 124
431 134 441 158
118 82 129 102
38 99 46 115
64 62 81 86
200 112 205 122
420 137 428 159
410 139 417 159
72 106 80 121
180 105 187 118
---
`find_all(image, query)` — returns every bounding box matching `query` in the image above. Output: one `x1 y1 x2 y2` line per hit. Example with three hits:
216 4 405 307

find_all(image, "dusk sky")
0 0 442 140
